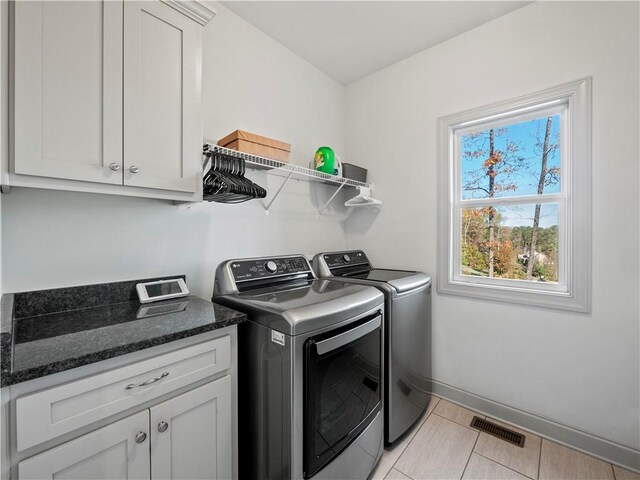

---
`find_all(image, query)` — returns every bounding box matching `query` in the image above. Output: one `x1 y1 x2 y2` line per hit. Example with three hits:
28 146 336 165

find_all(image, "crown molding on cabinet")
160 0 216 26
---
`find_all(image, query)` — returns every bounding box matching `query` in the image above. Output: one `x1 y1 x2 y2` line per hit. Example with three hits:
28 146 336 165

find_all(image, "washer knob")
265 261 277 273
342 254 351 263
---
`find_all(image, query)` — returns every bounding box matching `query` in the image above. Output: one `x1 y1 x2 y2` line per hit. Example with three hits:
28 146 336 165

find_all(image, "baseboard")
429 379 640 474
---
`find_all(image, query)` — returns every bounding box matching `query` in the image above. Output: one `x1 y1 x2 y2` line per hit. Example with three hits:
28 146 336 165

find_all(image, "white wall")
1 2 351 298
345 1 639 452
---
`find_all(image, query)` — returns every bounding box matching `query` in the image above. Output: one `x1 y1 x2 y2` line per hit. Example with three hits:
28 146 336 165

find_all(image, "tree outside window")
460 115 561 283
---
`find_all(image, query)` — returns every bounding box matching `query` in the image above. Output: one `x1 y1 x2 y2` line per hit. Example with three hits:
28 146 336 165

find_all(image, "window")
438 78 591 312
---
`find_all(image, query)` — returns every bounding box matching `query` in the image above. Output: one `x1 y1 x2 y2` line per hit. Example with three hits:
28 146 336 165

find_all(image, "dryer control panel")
322 251 370 269
230 256 311 282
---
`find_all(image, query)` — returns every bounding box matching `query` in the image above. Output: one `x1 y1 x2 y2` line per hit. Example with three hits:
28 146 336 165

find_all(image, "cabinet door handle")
135 431 147 443
125 371 170 390
158 421 169 433
109 163 121 171
129 165 140 174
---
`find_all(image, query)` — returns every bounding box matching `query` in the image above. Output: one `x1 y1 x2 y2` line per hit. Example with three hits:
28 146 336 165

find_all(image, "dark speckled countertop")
0 276 246 387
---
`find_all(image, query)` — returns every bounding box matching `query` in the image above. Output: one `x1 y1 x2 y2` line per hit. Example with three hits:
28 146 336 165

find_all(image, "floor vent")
470 416 525 448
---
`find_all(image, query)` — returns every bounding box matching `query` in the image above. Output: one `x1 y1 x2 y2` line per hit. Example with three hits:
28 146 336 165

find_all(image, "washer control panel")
322 251 370 269
231 256 311 282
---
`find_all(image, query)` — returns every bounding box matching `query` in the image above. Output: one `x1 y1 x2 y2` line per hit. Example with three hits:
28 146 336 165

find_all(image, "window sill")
437 278 591 313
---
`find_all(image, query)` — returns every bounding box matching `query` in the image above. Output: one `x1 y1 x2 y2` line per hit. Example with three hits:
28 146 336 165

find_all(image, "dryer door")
303 313 382 478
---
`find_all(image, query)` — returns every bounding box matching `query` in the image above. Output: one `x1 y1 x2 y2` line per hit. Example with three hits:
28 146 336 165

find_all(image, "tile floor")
371 396 639 480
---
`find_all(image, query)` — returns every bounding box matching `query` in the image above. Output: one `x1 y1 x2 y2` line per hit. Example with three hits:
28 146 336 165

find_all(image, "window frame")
437 78 592 313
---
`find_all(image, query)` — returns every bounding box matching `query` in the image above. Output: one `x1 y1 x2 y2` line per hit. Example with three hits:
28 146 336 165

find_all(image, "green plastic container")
314 146 335 174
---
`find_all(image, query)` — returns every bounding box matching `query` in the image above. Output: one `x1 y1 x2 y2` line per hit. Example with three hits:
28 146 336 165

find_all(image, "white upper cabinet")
13 1 123 185
124 2 201 193
10 0 214 200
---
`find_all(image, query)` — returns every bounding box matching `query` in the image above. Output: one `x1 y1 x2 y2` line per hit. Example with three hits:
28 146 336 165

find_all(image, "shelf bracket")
264 170 295 215
318 179 348 215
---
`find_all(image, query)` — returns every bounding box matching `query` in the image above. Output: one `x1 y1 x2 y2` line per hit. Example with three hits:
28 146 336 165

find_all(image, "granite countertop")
0 276 246 387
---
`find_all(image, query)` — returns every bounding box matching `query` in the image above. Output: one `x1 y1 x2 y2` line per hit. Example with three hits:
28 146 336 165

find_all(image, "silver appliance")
313 251 432 445
213 255 385 479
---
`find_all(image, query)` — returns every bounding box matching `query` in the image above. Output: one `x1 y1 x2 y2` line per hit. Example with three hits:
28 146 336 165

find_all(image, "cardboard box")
342 163 367 183
217 130 291 163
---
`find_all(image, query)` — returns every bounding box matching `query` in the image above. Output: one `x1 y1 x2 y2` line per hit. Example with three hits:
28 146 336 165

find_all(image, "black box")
342 163 367 182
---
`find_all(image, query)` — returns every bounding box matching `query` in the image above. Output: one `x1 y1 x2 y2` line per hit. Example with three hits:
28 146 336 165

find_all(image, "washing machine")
313 250 431 445
213 254 385 479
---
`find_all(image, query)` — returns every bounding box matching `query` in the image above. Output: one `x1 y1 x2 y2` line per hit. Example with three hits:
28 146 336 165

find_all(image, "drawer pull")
125 371 170 390
135 431 147 443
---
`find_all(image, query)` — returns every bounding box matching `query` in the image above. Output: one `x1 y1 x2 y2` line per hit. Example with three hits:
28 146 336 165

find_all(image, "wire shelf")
203 143 369 189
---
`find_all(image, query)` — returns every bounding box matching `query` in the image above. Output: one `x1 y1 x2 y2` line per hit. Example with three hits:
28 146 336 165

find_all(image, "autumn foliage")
460 116 560 283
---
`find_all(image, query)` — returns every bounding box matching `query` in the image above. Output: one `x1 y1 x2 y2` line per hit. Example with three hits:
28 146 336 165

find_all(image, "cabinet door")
124 1 201 193
13 1 123 184
150 376 232 480
18 411 150 480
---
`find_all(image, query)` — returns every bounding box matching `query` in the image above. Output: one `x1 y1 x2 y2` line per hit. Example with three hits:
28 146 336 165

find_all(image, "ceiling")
221 1 532 85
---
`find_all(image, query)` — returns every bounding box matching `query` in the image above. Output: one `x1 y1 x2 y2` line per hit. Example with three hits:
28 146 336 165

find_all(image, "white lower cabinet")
17 377 232 480
151 376 232 480
16 336 230 452
18 410 150 480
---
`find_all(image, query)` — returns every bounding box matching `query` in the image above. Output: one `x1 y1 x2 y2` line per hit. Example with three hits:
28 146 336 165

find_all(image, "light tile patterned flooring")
371 396 639 480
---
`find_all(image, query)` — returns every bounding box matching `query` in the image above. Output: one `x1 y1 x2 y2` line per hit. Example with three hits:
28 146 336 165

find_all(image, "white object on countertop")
136 278 189 303
345 186 382 207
